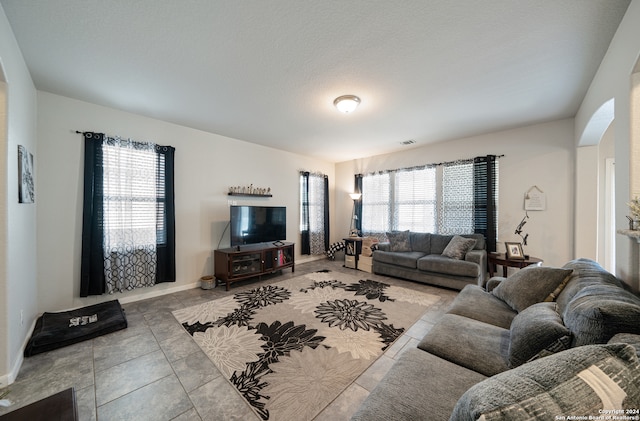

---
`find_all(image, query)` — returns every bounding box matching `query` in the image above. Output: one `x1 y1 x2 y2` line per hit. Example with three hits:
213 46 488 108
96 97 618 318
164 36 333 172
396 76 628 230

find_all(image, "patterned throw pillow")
508 302 572 368
386 230 411 252
451 343 640 421
491 266 573 312
441 235 477 260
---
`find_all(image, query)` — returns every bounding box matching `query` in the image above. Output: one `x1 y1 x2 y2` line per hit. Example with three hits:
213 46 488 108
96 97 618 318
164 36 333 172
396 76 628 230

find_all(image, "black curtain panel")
80 132 106 297
473 155 498 252
155 145 176 283
323 175 330 252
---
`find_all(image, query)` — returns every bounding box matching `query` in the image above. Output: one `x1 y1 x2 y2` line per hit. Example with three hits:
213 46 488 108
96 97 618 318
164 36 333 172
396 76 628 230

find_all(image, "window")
359 156 499 250
80 132 176 296
300 171 329 255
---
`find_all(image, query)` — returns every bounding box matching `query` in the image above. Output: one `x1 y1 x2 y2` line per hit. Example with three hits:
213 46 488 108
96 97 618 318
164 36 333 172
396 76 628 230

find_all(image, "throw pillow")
450 343 640 421
491 266 573 312
563 283 640 347
508 302 572 368
386 230 411 252
441 235 477 260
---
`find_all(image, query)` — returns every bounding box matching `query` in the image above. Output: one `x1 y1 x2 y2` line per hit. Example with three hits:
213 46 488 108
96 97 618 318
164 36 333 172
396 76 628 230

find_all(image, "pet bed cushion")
24 300 127 357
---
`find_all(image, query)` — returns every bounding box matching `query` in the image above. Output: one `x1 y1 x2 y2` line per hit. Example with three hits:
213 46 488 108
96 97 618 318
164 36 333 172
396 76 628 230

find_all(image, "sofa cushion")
418 314 510 377
508 302 572 368
450 343 640 421
409 232 431 253
417 255 480 278
351 348 487 421
491 266 573 312
386 230 411 252
563 283 640 347
447 285 517 329
442 235 477 260
374 250 426 269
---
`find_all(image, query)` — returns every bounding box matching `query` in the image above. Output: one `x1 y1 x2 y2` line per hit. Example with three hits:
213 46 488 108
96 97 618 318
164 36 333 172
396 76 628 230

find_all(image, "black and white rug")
172 270 440 420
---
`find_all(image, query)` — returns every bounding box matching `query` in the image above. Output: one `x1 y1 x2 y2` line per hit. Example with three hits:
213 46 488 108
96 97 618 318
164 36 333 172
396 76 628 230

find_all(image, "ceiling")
0 1 631 163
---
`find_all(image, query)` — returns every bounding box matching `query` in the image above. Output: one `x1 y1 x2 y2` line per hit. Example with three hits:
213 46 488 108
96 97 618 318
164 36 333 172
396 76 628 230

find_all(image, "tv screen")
230 206 287 246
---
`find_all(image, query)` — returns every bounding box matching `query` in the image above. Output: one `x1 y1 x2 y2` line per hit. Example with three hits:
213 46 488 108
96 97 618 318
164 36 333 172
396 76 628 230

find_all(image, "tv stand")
214 242 295 290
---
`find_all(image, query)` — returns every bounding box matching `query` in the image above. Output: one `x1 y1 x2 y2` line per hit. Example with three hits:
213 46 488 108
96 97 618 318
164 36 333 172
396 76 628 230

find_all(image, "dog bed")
24 300 127 357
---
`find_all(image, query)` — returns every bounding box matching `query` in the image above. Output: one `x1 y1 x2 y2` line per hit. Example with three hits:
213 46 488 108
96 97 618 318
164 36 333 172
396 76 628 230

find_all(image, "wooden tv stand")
214 242 295 290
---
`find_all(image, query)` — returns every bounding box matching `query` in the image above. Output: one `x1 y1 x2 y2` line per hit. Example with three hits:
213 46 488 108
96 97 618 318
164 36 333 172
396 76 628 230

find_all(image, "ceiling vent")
400 140 416 145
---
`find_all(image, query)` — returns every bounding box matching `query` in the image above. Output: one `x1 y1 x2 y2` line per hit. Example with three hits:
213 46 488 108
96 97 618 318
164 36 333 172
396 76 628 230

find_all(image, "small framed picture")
505 242 525 260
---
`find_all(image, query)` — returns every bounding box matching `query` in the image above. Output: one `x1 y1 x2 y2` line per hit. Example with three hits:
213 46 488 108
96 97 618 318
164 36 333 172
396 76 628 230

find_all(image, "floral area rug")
172 270 440 420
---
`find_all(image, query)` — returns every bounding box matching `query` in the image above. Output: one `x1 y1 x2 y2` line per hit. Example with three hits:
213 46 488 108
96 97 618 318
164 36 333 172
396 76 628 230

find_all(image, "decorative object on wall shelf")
228 185 272 197
524 185 545 210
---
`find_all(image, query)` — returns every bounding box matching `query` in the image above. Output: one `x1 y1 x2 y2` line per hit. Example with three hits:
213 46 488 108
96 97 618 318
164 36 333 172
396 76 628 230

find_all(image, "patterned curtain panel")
299 171 328 255
102 137 158 293
80 132 176 297
437 160 474 234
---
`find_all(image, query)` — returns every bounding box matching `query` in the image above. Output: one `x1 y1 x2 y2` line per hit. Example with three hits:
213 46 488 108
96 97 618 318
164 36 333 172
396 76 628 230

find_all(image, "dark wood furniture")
488 252 543 277
214 242 294 290
0 388 78 421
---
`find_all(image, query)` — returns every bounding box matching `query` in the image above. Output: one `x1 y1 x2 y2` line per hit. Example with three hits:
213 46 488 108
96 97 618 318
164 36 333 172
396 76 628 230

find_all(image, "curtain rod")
357 154 505 176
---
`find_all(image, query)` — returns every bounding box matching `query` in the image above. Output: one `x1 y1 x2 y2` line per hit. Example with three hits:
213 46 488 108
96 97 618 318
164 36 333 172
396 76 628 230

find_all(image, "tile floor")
0 258 458 421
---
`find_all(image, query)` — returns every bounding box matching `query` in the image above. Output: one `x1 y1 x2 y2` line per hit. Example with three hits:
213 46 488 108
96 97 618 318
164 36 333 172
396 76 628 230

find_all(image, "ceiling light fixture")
333 95 361 113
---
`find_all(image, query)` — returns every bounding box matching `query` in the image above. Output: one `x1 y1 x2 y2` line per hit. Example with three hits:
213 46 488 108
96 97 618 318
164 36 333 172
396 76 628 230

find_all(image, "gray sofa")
352 258 640 421
373 231 487 290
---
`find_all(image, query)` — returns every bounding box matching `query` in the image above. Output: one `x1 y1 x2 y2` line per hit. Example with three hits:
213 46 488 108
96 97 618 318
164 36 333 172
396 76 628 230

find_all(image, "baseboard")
1 317 37 387
117 281 199 305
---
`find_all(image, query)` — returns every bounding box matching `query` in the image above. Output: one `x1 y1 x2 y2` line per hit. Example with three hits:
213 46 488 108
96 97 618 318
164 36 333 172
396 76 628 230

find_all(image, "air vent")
400 140 416 145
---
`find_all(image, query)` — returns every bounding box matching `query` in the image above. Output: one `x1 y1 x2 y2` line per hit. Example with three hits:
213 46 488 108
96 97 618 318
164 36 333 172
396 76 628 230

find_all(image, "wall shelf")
228 193 272 198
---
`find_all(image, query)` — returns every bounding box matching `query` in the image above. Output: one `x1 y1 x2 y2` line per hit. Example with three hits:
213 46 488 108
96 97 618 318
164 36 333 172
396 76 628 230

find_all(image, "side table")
488 253 543 277
343 237 363 269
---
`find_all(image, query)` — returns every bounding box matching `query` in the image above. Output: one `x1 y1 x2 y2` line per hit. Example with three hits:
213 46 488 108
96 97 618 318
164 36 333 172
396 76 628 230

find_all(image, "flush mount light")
333 95 361 113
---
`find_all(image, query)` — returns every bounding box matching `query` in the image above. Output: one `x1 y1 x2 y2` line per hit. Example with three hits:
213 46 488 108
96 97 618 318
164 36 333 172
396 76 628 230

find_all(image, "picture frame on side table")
505 242 525 260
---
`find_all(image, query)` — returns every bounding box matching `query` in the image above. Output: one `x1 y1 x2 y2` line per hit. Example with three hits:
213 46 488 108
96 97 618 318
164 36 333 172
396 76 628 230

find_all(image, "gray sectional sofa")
352 258 640 421
373 231 487 290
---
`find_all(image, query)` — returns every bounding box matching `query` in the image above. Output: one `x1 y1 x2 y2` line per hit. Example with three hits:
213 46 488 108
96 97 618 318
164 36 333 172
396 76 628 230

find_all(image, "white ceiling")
0 0 631 162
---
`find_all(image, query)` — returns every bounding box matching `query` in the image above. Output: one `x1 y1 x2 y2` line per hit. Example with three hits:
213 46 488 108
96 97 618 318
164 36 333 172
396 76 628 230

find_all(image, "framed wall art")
18 145 34 203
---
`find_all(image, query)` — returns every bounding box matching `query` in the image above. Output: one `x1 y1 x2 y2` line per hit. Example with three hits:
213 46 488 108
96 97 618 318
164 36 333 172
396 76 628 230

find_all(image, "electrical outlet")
20 310 24 326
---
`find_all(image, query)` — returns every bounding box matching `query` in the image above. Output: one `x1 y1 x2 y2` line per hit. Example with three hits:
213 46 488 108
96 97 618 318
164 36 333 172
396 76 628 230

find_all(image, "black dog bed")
24 300 127 357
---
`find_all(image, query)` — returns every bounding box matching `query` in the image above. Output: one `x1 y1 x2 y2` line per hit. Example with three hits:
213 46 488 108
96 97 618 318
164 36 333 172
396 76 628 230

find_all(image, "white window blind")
395 167 436 232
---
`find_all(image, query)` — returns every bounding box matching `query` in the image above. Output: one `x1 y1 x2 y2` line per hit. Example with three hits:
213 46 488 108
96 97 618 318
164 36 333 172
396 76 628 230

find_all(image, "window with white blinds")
360 159 498 238
395 167 436 232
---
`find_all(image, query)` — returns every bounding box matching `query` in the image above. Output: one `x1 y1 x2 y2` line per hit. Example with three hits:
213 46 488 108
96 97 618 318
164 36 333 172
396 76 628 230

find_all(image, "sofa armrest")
485 276 506 292
465 249 487 285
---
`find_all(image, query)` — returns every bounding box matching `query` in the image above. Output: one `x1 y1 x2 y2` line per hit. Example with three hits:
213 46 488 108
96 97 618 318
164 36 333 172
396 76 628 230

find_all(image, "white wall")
0 5 38 386
36 92 335 312
336 119 575 268
575 0 640 291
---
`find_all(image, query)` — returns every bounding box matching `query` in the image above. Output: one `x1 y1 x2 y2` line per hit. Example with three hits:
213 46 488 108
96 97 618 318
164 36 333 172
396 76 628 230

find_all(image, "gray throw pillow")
491 266 573 312
450 343 640 421
508 302 572 368
441 235 477 260
563 283 640 347
386 230 411 252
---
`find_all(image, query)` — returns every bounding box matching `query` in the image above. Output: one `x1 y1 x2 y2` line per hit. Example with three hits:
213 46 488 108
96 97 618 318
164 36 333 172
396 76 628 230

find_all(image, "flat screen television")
230 205 286 246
